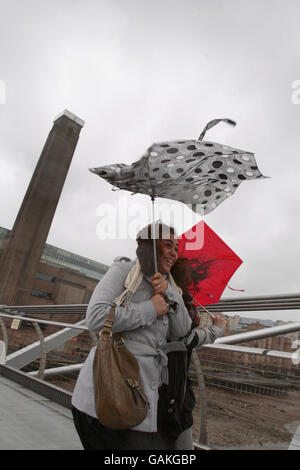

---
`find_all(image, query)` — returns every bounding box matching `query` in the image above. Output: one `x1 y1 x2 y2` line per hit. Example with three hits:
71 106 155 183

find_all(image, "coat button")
150 381 157 390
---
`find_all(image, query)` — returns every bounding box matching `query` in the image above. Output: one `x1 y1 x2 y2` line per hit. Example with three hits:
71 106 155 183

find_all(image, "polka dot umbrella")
90 118 265 271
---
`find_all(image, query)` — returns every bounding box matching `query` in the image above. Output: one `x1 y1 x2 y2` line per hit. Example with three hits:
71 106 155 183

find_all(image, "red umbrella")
177 221 243 310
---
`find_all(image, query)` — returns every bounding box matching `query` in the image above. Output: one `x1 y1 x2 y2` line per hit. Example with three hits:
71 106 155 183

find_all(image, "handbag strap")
99 306 115 336
100 307 123 343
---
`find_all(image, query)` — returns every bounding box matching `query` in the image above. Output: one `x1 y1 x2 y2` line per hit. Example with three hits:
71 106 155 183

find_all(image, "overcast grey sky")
1 0 300 321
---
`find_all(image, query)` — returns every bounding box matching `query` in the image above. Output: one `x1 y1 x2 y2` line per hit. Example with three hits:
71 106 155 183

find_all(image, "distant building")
199 311 278 333
0 225 108 306
198 315 299 377
234 316 275 331
0 226 107 282
40 243 108 282
275 320 300 342
0 111 108 307
227 315 241 331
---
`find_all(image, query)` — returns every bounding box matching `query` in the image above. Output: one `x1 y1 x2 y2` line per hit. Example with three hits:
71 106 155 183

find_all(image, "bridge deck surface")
289 422 300 450
0 375 82 450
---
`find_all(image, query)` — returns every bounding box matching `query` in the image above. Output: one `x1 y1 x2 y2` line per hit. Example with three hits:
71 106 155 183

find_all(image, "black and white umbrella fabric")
90 118 265 216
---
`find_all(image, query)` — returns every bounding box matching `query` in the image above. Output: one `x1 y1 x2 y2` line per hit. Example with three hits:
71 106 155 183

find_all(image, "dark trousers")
71 406 175 450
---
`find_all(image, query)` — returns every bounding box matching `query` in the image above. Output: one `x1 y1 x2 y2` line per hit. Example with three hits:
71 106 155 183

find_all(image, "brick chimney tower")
0 110 85 305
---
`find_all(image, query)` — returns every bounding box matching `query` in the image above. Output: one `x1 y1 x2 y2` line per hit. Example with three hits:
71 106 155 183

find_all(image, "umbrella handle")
151 197 158 273
192 297 215 320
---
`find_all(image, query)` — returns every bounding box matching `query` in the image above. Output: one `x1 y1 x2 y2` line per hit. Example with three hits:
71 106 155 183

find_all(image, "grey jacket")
71 260 224 432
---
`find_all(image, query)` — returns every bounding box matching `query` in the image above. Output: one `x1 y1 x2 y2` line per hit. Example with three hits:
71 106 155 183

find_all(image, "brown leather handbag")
93 306 149 429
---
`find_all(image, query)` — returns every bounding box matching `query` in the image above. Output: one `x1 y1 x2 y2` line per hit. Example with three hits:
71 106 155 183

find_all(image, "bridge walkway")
0 374 82 450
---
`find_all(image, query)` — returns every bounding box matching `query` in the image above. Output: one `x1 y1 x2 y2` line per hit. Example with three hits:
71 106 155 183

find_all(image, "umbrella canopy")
177 220 243 306
90 118 265 216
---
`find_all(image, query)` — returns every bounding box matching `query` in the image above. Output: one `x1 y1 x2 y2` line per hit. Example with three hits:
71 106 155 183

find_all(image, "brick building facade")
0 110 89 307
